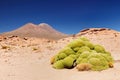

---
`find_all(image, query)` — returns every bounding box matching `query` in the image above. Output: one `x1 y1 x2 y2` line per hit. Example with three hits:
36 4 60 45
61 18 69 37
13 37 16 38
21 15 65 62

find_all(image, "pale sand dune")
0 28 120 80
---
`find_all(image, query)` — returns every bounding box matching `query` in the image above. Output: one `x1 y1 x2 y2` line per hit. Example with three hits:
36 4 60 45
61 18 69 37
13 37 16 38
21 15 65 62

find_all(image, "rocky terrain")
0 28 120 80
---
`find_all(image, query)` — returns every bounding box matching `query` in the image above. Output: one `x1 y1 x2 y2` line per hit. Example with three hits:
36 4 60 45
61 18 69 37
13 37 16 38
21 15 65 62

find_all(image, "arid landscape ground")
0 24 120 80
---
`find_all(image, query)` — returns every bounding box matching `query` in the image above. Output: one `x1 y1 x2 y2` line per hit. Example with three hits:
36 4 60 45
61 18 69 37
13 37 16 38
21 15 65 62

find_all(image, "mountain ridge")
1 23 68 40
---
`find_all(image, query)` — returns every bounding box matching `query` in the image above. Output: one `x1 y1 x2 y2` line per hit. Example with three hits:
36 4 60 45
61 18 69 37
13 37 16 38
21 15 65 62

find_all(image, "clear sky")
0 0 120 34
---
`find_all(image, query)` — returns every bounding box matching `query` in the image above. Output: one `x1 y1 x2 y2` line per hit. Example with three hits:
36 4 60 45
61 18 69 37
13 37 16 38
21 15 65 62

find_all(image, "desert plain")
0 24 120 80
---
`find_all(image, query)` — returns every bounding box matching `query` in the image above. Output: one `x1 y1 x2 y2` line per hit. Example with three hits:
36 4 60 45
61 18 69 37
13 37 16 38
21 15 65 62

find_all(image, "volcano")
1 23 68 40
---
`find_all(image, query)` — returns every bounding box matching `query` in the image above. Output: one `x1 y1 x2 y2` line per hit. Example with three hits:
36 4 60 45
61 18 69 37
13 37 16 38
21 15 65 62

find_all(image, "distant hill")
76 28 120 36
1 23 68 40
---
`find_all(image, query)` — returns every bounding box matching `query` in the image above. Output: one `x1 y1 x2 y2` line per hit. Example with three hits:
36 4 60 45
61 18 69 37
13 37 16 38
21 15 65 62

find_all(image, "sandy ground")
0 47 120 80
0 30 120 80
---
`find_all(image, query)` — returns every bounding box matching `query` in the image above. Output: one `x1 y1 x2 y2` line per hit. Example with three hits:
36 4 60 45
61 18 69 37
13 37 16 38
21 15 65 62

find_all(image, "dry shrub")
32 47 38 51
1 45 10 50
76 63 92 71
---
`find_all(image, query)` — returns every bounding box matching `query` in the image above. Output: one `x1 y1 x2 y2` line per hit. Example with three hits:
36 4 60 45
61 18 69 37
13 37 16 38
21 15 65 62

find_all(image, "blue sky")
0 0 120 34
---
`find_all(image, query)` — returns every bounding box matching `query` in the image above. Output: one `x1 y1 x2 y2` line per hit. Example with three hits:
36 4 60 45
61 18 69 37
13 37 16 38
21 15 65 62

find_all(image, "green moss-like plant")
63 56 75 68
58 53 67 60
79 36 89 41
50 37 114 71
53 60 64 69
87 53 109 71
73 47 80 52
101 54 113 62
76 46 91 54
59 47 75 56
90 50 97 53
76 57 82 64
80 51 91 58
67 39 85 48
54 55 59 63
69 54 77 60
94 45 105 53
84 41 94 49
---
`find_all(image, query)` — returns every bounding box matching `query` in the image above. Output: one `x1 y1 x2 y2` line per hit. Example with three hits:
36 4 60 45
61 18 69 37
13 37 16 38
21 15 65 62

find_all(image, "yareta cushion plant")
50 37 114 71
